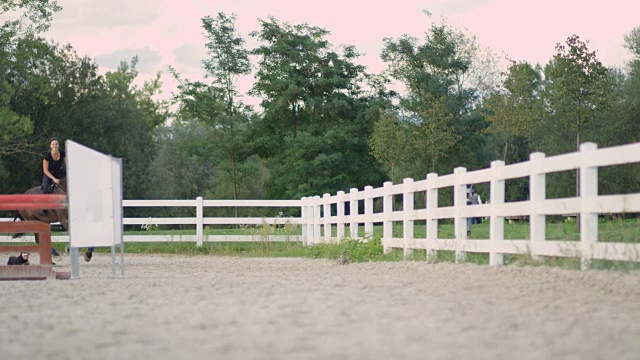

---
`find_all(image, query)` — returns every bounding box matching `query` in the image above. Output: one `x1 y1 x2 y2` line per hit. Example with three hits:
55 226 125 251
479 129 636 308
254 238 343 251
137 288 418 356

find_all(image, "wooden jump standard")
0 194 70 280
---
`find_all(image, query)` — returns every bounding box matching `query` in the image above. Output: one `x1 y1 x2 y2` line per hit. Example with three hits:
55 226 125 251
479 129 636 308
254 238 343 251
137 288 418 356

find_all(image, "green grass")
4 218 639 271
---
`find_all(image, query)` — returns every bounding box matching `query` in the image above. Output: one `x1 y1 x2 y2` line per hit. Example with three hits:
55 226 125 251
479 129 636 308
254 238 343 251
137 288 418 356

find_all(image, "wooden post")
364 186 374 240
314 196 321 244
323 193 331 243
382 181 393 254
300 197 308 246
196 196 203 247
580 143 598 270
336 191 345 241
454 167 467 263
530 152 546 263
426 173 438 261
403 178 414 258
489 160 505 266
349 188 359 239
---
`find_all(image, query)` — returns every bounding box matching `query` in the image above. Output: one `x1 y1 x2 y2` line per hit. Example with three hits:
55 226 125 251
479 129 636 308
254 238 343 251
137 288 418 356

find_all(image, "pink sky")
44 0 639 106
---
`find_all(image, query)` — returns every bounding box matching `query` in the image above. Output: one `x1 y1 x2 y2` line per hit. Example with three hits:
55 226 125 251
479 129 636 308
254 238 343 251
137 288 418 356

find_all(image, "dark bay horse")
12 177 94 262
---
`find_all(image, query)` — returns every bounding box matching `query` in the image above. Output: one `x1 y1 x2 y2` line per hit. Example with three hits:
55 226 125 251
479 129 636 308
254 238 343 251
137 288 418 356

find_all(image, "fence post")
301 197 308 246
314 195 322 244
323 193 331 243
489 161 505 266
364 186 374 240
453 167 467 263
580 142 598 270
349 188 359 239
529 152 546 263
383 181 393 254
196 196 203 247
337 191 345 241
403 178 414 258
307 197 317 245
426 173 438 261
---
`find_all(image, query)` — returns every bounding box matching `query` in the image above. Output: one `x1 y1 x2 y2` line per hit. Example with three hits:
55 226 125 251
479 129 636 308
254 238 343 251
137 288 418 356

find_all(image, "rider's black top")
44 150 66 178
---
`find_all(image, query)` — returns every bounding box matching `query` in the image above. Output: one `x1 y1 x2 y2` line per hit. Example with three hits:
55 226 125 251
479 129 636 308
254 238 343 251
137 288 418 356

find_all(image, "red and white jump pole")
0 194 67 211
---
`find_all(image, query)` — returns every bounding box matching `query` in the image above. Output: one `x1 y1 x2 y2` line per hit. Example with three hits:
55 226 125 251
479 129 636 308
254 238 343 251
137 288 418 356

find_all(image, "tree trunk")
503 139 509 163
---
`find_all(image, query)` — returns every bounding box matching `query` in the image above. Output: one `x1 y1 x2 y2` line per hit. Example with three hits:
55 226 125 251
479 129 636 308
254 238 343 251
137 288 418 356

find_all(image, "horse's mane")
56 176 68 195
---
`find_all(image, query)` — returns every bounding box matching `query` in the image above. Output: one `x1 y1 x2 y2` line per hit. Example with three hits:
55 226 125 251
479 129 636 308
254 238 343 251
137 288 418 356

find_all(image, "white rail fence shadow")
2 142 639 269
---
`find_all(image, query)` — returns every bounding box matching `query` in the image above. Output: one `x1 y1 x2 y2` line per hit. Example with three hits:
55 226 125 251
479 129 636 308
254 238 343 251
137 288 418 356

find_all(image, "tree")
369 110 411 183
485 60 544 162
171 12 255 204
592 27 640 199
380 14 492 175
540 35 614 200
250 17 386 198
0 38 167 198
1 0 62 39
543 35 612 153
201 13 251 114
381 16 489 116
0 0 62 159
149 121 217 200
624 27 640 58
416 95 460 172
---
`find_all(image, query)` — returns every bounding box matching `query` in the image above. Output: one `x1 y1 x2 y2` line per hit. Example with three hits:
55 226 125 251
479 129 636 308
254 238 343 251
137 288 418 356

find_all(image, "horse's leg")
84 247 94 262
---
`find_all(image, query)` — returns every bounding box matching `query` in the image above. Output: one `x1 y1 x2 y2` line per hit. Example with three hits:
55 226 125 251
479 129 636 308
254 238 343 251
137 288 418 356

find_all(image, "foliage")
249 17 387 198
623 26 640 58
1 0 62 40
0 37 167 198
380 15 492 177
148 121 217 200
485 60 544 162
541 35 613 153
416 94 460 172
0 0 62 161
368 110 411 183
2 9 639 217
170 12 256 204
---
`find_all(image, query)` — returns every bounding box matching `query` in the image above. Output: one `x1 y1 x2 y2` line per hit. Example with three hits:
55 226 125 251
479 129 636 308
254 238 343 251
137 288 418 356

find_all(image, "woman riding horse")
40 137 66 215
12 137 94 262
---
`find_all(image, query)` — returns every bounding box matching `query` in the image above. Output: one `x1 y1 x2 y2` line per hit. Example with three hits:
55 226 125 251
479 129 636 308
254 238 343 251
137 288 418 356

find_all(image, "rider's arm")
43 159 58 182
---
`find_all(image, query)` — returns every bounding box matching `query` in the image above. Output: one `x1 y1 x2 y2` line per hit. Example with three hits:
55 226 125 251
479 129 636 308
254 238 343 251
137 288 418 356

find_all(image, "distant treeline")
2 4 639 220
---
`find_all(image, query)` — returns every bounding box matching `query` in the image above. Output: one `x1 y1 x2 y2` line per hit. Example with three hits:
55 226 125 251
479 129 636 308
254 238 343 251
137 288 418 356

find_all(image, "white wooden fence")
302 142 640 269
2 141 639 269
1 199 303 245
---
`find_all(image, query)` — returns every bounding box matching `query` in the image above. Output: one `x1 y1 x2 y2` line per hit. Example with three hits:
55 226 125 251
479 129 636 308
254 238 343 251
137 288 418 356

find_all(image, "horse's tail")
12 211 25 238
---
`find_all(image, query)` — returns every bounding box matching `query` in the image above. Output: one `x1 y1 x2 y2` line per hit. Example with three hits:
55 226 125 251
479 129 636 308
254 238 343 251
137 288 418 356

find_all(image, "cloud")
54 0 162 29
426 0 492 17
94 47 162 73
173 43 206 71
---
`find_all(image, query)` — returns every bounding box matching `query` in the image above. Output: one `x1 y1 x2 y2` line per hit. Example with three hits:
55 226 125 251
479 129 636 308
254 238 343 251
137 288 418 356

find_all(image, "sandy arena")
1 253 640 360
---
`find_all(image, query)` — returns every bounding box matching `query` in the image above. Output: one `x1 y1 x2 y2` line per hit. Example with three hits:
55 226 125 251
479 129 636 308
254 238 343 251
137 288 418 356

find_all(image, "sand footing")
1 253 639 359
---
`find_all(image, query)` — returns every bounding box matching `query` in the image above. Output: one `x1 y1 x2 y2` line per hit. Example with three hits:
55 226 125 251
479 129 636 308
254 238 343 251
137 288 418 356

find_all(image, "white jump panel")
66 140 123 248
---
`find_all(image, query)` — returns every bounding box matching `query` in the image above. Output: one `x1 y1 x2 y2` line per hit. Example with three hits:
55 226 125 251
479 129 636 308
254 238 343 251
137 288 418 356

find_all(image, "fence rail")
1 199 303 246
2 141 639 269
301 142 640 269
